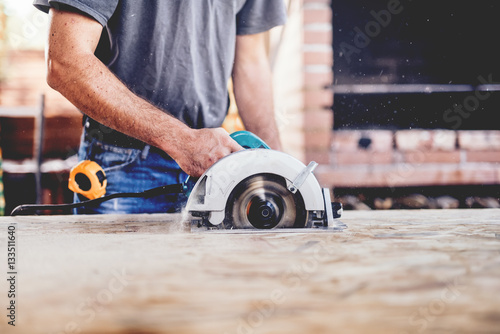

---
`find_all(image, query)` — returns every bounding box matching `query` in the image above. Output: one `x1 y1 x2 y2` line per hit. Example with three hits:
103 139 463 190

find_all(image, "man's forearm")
232 34 282 151
48 50 190 157
233 62 282 150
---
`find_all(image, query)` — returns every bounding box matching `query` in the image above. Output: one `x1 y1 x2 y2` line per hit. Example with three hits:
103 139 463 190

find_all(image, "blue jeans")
74 133 194 214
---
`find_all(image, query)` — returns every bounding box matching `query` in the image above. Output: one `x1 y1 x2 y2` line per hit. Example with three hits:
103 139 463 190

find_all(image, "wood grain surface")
0 209 499 334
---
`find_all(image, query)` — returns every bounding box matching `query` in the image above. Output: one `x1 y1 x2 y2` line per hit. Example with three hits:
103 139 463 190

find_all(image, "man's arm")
232 32 282 151
46 9 242 177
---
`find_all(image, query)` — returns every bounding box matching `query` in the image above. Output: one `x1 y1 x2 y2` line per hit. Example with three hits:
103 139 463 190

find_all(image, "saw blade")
222 173 308 229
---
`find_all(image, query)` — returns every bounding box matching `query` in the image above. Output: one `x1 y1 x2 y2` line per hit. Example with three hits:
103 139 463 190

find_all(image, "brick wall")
273 0 334 163
302 0 334 164
273 0 500 189
316 129 500 187
272 1 305 160
0 50 82 159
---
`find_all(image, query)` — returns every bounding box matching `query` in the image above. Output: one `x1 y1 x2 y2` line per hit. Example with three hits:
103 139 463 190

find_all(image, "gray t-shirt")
33 0 286 129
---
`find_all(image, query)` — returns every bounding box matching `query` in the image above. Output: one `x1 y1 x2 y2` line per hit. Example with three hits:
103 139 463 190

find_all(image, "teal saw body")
230 131 271 149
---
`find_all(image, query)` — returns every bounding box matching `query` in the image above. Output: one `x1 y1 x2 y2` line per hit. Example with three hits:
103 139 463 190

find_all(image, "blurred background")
0 0 499 215
0 0 82 215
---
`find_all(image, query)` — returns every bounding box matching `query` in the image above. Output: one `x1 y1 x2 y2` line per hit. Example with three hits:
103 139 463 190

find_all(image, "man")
33 0 286 214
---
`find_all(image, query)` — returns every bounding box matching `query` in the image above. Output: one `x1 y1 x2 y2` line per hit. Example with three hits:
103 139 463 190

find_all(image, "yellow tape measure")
68 160 107 200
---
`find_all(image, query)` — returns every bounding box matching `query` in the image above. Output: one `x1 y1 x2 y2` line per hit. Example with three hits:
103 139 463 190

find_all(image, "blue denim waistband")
84 117 147 150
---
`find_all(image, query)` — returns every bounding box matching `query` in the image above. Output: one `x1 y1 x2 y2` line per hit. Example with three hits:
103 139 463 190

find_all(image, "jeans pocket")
87 141 141 173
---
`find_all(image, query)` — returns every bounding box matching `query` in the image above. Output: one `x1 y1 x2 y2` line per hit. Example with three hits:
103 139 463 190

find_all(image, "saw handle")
230 131 270 150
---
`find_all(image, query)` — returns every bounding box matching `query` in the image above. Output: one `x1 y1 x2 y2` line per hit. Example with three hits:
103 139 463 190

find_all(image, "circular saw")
187 131 344 231
10 130 343 227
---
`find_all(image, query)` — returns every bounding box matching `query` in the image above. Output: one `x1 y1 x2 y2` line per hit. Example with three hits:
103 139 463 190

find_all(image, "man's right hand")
169 127 243 178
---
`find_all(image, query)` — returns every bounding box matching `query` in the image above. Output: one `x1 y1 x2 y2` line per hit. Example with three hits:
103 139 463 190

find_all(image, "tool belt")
84 116 147 149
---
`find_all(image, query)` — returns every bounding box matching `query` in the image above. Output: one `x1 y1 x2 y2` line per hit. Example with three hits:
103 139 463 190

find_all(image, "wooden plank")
0 209 499 334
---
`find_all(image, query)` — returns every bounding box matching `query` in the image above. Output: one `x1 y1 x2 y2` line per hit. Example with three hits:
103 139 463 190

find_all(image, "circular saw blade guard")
186 149 343 230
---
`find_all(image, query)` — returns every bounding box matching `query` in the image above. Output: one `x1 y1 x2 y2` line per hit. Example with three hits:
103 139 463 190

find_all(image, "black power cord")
10 183 188 216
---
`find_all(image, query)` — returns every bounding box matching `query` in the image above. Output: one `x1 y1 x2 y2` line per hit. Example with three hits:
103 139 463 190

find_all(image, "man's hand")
169 128 243 178
46 8 241 177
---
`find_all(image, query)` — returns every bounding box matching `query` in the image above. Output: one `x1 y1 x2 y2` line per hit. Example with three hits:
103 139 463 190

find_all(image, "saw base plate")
190 222 347 234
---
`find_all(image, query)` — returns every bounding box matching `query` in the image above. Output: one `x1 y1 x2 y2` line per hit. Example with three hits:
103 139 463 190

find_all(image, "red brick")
304 110 333 131
395 130 457 151
331 130 394 152
304 30 332 45
304 89 333 109
458 131 500 151
303 50 333 66
304 9 332 25
304 72 333 88
1 115 82 159
400 151 461 164
466 150 500 163
305 150 330 165
304 129 331 150
332 151 394 165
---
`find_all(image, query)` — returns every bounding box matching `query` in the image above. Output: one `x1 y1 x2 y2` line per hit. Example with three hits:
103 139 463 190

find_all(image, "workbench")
1 209 499 333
